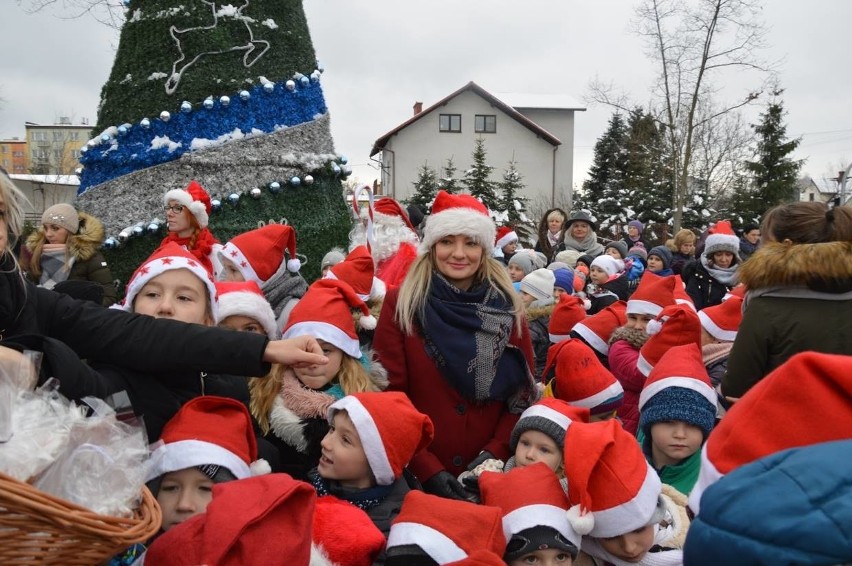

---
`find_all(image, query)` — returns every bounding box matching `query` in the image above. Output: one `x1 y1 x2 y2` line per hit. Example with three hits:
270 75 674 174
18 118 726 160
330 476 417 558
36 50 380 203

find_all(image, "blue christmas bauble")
147 222 160 235
80 145 88 154
299 75 310 87
332 163 341 176
118 125 128 136
118 229 131 243
263 82 275 93
304 175 314 185
87 139 96 148
211 199 222 213
104 237 118 249
285 80 296 91
250 187 263 199
180 101 192 113
341 164 353 177
220 96 231 107
290 176 301 186
159 111 171 122
239 90 251 101
310 71 321 83
269 181 282 194
100 134 111 143
132 225 144 237
228 193 240 207
203 97 215 109
339 155 348 165
140 117 151 129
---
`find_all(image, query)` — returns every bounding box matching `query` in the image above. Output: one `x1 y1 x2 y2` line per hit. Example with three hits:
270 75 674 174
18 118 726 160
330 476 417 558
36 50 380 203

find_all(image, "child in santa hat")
569 300 626 368
480 463 581 565
563 420 689 566
606 273 677 435
310 391 434 544
145 396 272 537
215 280 279 339
682 220 741 310
637 344 717 497
159 180 221 275
494 226 520 265
249 279 388 481
385 490 506 564
697 294 742 389
585 256 629 315
217 223 307 329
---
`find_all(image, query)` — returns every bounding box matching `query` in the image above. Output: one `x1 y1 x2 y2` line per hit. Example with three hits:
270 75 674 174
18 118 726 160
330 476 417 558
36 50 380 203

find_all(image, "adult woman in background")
374 190 536 500
21 203 116 306
534 207 567 262
722 202 852 399
562 210 605 258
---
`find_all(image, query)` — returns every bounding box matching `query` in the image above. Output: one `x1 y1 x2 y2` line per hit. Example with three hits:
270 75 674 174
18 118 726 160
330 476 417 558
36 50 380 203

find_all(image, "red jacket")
373 287 535 481
608 340 645 435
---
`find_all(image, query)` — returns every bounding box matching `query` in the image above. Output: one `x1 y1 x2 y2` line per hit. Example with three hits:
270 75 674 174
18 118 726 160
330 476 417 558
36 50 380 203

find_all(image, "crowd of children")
2 169 851 565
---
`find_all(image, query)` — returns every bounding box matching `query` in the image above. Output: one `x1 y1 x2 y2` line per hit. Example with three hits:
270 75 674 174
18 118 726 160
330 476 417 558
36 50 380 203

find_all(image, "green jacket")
638 429 702 496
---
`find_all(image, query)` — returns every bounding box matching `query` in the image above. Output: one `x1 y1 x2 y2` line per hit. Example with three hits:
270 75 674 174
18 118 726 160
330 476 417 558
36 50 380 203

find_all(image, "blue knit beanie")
639 387 715 443
628 219 644 233
648 245 673 270
552 268 575 294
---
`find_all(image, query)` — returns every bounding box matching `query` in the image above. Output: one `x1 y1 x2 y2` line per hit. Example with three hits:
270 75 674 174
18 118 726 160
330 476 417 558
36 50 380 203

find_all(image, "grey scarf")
563 231 604 257
700 255 738 286
39 247 73 290
263 272 308 320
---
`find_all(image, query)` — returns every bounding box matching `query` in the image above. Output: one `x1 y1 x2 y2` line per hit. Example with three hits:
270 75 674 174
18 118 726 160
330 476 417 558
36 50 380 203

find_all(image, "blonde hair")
249 350 380 435
671 228 696 251
0 169 28 264
547 209 566 223
395 248 524 336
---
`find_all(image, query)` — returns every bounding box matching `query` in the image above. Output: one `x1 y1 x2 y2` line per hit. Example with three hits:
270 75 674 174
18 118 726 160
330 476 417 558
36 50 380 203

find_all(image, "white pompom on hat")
164 180 212 229
419 190 495 256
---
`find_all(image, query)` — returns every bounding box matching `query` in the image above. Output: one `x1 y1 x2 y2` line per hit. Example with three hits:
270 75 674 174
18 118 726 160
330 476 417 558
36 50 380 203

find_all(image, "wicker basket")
0 471 162 565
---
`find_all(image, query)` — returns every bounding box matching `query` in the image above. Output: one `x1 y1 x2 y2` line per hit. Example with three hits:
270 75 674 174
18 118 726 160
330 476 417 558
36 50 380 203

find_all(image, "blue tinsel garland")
78 79 327 193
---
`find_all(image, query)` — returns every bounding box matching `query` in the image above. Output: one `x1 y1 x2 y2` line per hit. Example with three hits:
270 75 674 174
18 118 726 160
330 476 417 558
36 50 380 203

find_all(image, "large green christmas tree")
75 0 351 286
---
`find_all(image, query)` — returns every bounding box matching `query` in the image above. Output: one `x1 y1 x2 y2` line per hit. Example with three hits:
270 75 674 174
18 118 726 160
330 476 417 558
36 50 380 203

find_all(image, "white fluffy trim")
359 314 377 330
269 397 310 452
371 277 386 301
310 543 337 566
646 318 663 335
419 206 495 255
566 504 594 535
250 459 271 476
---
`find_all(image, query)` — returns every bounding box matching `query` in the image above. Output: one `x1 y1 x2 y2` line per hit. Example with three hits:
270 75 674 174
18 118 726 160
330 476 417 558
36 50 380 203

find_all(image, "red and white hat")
698 295 743 342
563 420 662 538
374 197 417 234
673 274 696 311
510 397 589 454
638 343 716 413
145 474 315 566
146 396 271 482
419 190 496 255
704 220 740 259
283 279 376 358
689 352 852 515
215 280 278 339
495 225 519 249
119 242 217 319
479 462 581 552
626 272 677 317
638 304 702 376
324 245 386 302
328 392 434 486
543 339 624 417
219 224 301 286
387 491 506 562
571 300 627 356
446 551 506 566
311 496 386 566
549 294 587 343
164 180 212 229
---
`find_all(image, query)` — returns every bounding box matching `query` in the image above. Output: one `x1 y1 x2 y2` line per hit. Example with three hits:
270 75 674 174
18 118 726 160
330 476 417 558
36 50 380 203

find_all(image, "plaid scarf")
419 273 536 412
38 245 73 290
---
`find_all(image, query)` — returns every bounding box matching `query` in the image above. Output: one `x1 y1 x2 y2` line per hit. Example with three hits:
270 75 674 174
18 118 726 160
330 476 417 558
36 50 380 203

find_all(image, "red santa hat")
282 279 376 359
164 180 212 229
639 343 716 413
689 352 852 515
495 225 519 250
549 294 588 343
704 220 741 259
324 245 386 302
673 274 696 310
374 196 417 234
509 397 590 454
446 551 506 565
637 304 702 377
328 392 434 486
311 496 386 566
387 491 506 562
419 190 496 256
218 224 301 286
543 339 624 417
563 420 662 538
479 463 581 555
214 280 279 339
146 396 271 482
698 295 743 342
119 242 217 319
627 272 676 317
571 300 627 356
145 474 315 566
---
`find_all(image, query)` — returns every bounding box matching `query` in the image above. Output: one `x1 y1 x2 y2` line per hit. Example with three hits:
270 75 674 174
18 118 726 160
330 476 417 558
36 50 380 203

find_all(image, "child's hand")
263 336 328 367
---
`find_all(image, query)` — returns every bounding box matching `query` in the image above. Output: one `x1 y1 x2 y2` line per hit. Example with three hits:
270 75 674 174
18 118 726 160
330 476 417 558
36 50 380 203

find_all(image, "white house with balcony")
370 82 585 209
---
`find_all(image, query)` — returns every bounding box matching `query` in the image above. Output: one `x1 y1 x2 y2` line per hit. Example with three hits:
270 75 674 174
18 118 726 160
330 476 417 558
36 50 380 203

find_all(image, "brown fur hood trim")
525 302 555 322
738 241 852 292
26 210 105 261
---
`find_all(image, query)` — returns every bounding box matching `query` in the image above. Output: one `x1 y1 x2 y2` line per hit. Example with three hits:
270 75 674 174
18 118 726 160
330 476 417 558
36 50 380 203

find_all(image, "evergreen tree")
407 162 439 211
498 159 525 224
441 157 460 194
744 89 803 208
624 108 672 225
75 0 350 286
728 174 764 228
582 112 629 235
462 138 499 210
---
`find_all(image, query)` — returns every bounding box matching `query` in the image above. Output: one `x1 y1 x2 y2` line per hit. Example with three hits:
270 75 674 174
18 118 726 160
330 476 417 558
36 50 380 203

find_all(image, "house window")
53 131 64 141
70 132 80 140
71 150 81 159
439 114 461 133
809 193 815 201
475 114 496 133
53 149 63 161
32 149 48 160
32 132 47 141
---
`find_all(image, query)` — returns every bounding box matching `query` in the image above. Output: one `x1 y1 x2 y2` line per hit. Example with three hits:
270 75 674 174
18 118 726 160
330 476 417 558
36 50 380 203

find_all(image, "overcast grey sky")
1 1 849 189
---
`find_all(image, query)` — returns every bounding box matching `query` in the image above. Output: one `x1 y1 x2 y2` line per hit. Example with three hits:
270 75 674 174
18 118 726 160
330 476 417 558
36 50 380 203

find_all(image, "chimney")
413 101 423 116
